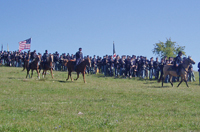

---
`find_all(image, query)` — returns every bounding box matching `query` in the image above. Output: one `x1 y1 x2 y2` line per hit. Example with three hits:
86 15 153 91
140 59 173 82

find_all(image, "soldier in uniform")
119 55 126 77
130 55 137 77
42 50 49 62
149 57 154 80
70 54 75 60
75 48 83 65
15 52 19 67
140 56 146 79
91 55 97 74
96 56 101 73
30 50 37 62
125 56 131 78
198 62 200 85
102 55 108 76
169 57 173 64
114 55 120 77
153 57 160 80
108 55 114 76
159 58 165 80
54 51 59 71
144 57 149 79
188 63 195 82
75 48 83 68
10 52 15 66
174 51 183 76
41 50 50 68
135 56 140 77
66 53 70 60
59 54 63 71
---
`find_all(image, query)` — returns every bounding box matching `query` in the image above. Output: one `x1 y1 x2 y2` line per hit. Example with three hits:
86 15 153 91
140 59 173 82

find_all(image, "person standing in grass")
153 57 160 80
198 62 200 85
188 64 196 82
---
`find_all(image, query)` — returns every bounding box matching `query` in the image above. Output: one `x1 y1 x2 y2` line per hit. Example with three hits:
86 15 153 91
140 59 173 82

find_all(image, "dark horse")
22 58 29 71
39 55 54 79
26 55 41 79
66 57 91 83
158 57 195 87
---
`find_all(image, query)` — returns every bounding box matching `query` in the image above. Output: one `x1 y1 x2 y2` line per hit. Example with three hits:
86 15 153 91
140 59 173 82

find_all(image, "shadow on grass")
8 77 16 79
143 81 157 84
150 86 171 88
56 80 74 83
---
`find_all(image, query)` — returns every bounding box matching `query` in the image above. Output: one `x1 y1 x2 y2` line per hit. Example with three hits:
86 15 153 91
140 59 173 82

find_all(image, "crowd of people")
0 49 198 83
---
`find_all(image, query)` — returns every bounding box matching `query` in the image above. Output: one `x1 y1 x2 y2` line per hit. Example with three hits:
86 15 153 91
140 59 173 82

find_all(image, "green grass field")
0 66 200 131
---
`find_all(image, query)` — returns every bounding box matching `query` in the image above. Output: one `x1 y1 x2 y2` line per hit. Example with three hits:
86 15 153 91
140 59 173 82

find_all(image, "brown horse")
26 55 41 79
22 59 29 71
66 57 91 83
158 57 195 87
39 55 54 79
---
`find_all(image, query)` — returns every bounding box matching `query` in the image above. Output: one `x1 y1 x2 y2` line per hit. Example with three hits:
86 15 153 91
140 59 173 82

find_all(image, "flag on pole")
1 44 3 51
113 41 116 59
19 38 31 52
7 43 9 52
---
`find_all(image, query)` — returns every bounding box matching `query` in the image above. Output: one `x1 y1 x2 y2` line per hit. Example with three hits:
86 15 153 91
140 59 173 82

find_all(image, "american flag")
113 41 116 59
19 38 31 52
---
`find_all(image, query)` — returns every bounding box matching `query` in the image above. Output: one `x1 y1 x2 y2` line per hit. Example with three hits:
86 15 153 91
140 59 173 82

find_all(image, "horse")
39 55 54 79
22 58 29 71
158 57 195 87
66 57 91 83
26 55 41 79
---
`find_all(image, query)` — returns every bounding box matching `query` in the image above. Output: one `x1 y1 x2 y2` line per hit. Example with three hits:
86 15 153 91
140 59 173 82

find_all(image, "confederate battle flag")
19 38 31 52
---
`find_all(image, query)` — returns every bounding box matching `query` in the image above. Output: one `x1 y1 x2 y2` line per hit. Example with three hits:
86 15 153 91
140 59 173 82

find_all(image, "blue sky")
0 0 200 70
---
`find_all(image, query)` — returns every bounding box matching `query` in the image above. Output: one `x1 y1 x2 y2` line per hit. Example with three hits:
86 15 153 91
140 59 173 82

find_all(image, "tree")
152 38 186 58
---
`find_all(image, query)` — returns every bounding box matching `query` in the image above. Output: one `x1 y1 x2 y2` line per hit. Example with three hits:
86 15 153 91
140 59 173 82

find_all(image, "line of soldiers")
0 50 196 82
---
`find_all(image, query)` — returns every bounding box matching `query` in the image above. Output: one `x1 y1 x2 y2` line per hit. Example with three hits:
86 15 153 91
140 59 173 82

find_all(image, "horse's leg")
183 74 189 87
50 69 54 79
42 70 45 78
70 72 73 81
22 63 25 71
169 75 173 87
82 72 86 83
45 70 47 78
31 69 33 78
177 77 183 87
26 70 29 78
36 69 40 79
75 72 79 81
66 72 69 81
162 74 166 87
184 79 189 87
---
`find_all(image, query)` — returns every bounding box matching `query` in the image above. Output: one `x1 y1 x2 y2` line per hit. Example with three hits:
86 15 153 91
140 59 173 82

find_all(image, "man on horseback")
30 50 37 62
75 48 83 67
42 50 52 69
174 51 183 76
42 50 49 62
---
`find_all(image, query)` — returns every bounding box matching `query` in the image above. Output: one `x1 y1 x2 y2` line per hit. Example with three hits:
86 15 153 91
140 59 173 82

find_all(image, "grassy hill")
0 66 200 131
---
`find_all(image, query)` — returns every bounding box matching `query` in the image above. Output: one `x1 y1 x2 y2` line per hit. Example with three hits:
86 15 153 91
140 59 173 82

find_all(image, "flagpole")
1 44 3 52
7 43 9 52
113 41 116 59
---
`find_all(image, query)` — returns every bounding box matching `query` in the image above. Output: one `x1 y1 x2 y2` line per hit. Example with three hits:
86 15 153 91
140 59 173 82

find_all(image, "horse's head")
50 54 54 62
188 56 195 64
63 59 68 66
85 57 91 66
